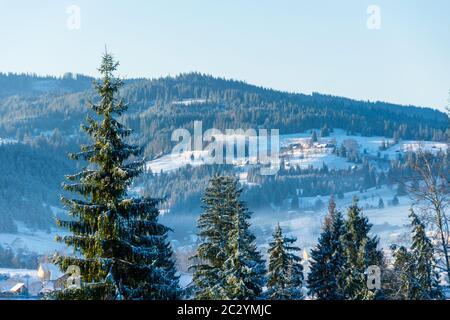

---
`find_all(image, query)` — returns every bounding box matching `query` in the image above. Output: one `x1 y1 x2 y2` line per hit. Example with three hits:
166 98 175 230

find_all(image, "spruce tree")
393 209 443 300
55 52 180 300
340 197 384 300
391 245 415 299
220 205 263 300
266 224 304 300
307 197 346 299
285 255 304 299
191 176 265 299
190 176 234 299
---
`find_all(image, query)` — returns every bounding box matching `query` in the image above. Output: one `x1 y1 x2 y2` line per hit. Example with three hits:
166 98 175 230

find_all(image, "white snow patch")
0 223 68 255
172 99 207 106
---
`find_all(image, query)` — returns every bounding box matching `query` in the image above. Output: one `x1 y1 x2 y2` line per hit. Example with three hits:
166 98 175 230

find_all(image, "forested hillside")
0 72 94 98
0 73 448 232
1 73 448 151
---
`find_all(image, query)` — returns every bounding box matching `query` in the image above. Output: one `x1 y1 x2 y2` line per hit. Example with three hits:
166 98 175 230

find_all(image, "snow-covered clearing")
171 99 207 106
146 128 447 174
0 222 68 255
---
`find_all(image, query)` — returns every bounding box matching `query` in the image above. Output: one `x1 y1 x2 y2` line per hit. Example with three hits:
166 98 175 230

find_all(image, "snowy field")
171 99 207 106
146 129 447 174
0 268 38 278
0 222 68 255
281 129 447 166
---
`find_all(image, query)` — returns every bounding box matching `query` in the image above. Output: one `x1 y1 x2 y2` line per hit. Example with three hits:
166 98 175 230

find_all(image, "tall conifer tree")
340 197 384 300
266 224 304 300
220 206 262 300
392 209 443 300
409 209 443 299
307 197 345 299
190 176 234 299
191 176 265 299
55 52 180 300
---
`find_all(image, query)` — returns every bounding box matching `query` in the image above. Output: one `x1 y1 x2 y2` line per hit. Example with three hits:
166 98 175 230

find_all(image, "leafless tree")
408 149 450 285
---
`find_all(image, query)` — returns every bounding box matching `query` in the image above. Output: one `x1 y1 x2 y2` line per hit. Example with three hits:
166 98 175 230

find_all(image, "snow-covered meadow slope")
0 129 447 263
0 224 67 255
146 129 447 174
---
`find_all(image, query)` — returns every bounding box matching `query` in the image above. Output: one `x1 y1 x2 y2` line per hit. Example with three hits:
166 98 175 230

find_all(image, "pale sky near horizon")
0 0 449 111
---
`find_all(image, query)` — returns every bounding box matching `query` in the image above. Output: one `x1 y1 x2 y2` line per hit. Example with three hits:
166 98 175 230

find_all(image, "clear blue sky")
0 0 449 110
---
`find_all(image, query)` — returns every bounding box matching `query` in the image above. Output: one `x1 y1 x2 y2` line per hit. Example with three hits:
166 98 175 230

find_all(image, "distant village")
0 262 68 299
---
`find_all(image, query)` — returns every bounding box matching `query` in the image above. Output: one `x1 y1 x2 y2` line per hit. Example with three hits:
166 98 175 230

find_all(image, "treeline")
188 177 444 300
0 245 39 269
0 72 94 98
126 74 449 156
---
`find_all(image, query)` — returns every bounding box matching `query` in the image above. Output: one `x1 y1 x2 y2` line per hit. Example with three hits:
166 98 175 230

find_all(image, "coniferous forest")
3 53 439 301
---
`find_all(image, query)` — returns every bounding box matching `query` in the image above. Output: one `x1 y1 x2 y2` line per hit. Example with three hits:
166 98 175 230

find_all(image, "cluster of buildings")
0 263 67 299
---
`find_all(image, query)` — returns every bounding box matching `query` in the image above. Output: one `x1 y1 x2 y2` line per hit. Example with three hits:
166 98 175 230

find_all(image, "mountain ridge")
0 72 448 233
0 72 447 116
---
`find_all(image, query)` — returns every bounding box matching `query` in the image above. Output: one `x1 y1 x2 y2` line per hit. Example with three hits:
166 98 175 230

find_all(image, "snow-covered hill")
146 128 448 174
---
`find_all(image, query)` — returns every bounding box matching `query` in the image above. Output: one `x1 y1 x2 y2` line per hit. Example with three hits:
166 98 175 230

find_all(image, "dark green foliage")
190 176 234 299
340 197 384 299
290 195 299 210
391 210 443 300
0 140 74 231
0 72 93 98
55 53 180 300
266 224 304 300
320 125 330 137
390 245 415 299
307 197 346 299
190 176 265 300
146 158 393 215
220 206 264 300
